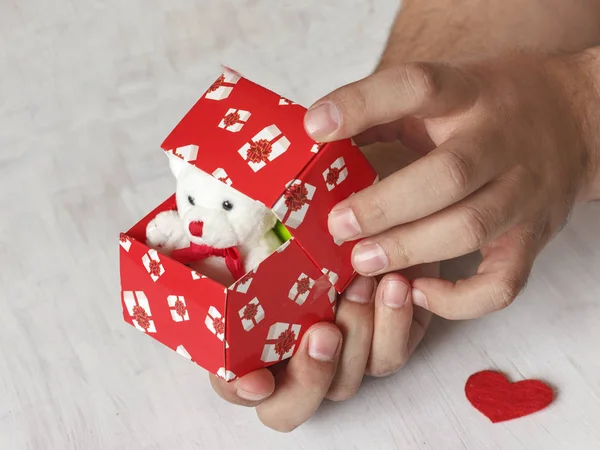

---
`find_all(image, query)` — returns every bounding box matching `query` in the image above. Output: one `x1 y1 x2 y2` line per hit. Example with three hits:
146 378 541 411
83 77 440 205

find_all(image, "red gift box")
119 68 378 381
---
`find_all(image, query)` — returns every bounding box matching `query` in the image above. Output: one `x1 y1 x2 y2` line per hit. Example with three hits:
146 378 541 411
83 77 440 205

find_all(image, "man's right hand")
305 51 600 320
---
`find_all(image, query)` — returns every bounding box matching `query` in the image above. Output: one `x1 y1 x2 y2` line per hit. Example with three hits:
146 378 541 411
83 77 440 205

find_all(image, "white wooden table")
1 1 600 448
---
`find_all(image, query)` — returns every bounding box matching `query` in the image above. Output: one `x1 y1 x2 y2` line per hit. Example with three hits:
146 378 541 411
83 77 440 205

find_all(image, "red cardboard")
119 68 378 381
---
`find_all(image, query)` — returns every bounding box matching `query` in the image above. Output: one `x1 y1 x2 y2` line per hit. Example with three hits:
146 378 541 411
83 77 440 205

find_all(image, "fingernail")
353 243 388 274
381 281 409 309
412 289 428 308
343 276 373 304
308 328 341 362
304 102 341 139
236 387 269 402
328 208 361 241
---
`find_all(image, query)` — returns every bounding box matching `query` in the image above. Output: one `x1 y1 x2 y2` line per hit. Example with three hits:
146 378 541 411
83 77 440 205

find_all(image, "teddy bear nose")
188 221 204 237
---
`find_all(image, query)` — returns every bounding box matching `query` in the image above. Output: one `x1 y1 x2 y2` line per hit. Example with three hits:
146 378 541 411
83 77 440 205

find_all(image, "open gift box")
119 68 378 382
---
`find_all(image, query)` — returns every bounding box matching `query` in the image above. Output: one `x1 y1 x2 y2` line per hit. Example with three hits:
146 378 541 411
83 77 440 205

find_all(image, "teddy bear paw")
146 210 189 251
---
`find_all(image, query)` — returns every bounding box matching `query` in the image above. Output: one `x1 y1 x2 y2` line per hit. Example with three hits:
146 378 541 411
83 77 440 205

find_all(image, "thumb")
304 62 477 142
255 323 342 432
410 226 539 320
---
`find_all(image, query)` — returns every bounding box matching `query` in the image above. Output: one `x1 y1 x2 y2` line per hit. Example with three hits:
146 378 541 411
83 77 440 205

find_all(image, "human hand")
303 50 600 319
209 129 439 432
209 263 436 432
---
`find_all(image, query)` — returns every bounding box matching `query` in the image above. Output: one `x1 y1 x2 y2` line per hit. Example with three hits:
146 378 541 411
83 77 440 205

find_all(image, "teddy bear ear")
166 151 188 179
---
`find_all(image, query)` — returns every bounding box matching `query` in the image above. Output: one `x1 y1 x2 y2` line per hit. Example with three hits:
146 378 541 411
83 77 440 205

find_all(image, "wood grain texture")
1 1 599 449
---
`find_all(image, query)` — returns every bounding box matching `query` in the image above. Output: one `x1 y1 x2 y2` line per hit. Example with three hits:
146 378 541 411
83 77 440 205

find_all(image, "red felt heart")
465 370 554 423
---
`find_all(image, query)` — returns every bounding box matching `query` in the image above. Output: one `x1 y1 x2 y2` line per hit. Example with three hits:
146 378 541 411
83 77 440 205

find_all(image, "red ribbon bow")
171 242 246 281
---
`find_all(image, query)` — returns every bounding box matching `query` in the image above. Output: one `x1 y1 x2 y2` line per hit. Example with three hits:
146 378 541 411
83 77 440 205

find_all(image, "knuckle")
327 383 360 402
519 218 548 248
386 238 412 268
401 62 441 105
330 84 368 127
437 149 474 196
517 226 538 248
360 192 392 233
459 204 491 251
491 276 525 311
256 410 297 433
367 355 408 377
352 84 369 115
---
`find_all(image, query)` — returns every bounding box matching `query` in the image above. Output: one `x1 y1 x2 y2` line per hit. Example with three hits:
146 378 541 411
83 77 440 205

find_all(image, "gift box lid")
160 68 322 209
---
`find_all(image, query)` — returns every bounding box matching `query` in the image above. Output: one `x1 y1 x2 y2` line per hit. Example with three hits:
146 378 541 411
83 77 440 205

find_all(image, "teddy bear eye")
222 201 233 211
188 195 195 206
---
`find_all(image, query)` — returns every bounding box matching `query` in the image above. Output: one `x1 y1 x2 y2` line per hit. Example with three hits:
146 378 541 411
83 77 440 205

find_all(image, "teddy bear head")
168 153 278 249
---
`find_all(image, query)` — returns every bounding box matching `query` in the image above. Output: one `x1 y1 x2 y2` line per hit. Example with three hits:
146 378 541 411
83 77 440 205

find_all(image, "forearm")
377 0 600 67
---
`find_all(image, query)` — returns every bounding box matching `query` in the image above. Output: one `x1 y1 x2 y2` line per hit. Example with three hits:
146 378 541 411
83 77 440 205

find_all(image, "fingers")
396 262 438 357
326 276 375 401
209 368 275 407
366 273 432 376
365 273 412 376
328 133 510 242
255 323 342 432
349 169 531 276
410 223 541 319
327 268 436 396
304 62 477 141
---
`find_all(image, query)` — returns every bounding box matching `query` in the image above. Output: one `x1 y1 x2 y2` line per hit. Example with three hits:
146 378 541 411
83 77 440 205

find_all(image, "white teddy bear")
146 153 282 286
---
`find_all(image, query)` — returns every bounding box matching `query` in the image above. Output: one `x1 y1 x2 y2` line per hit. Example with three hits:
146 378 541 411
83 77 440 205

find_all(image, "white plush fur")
146 153 281 285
